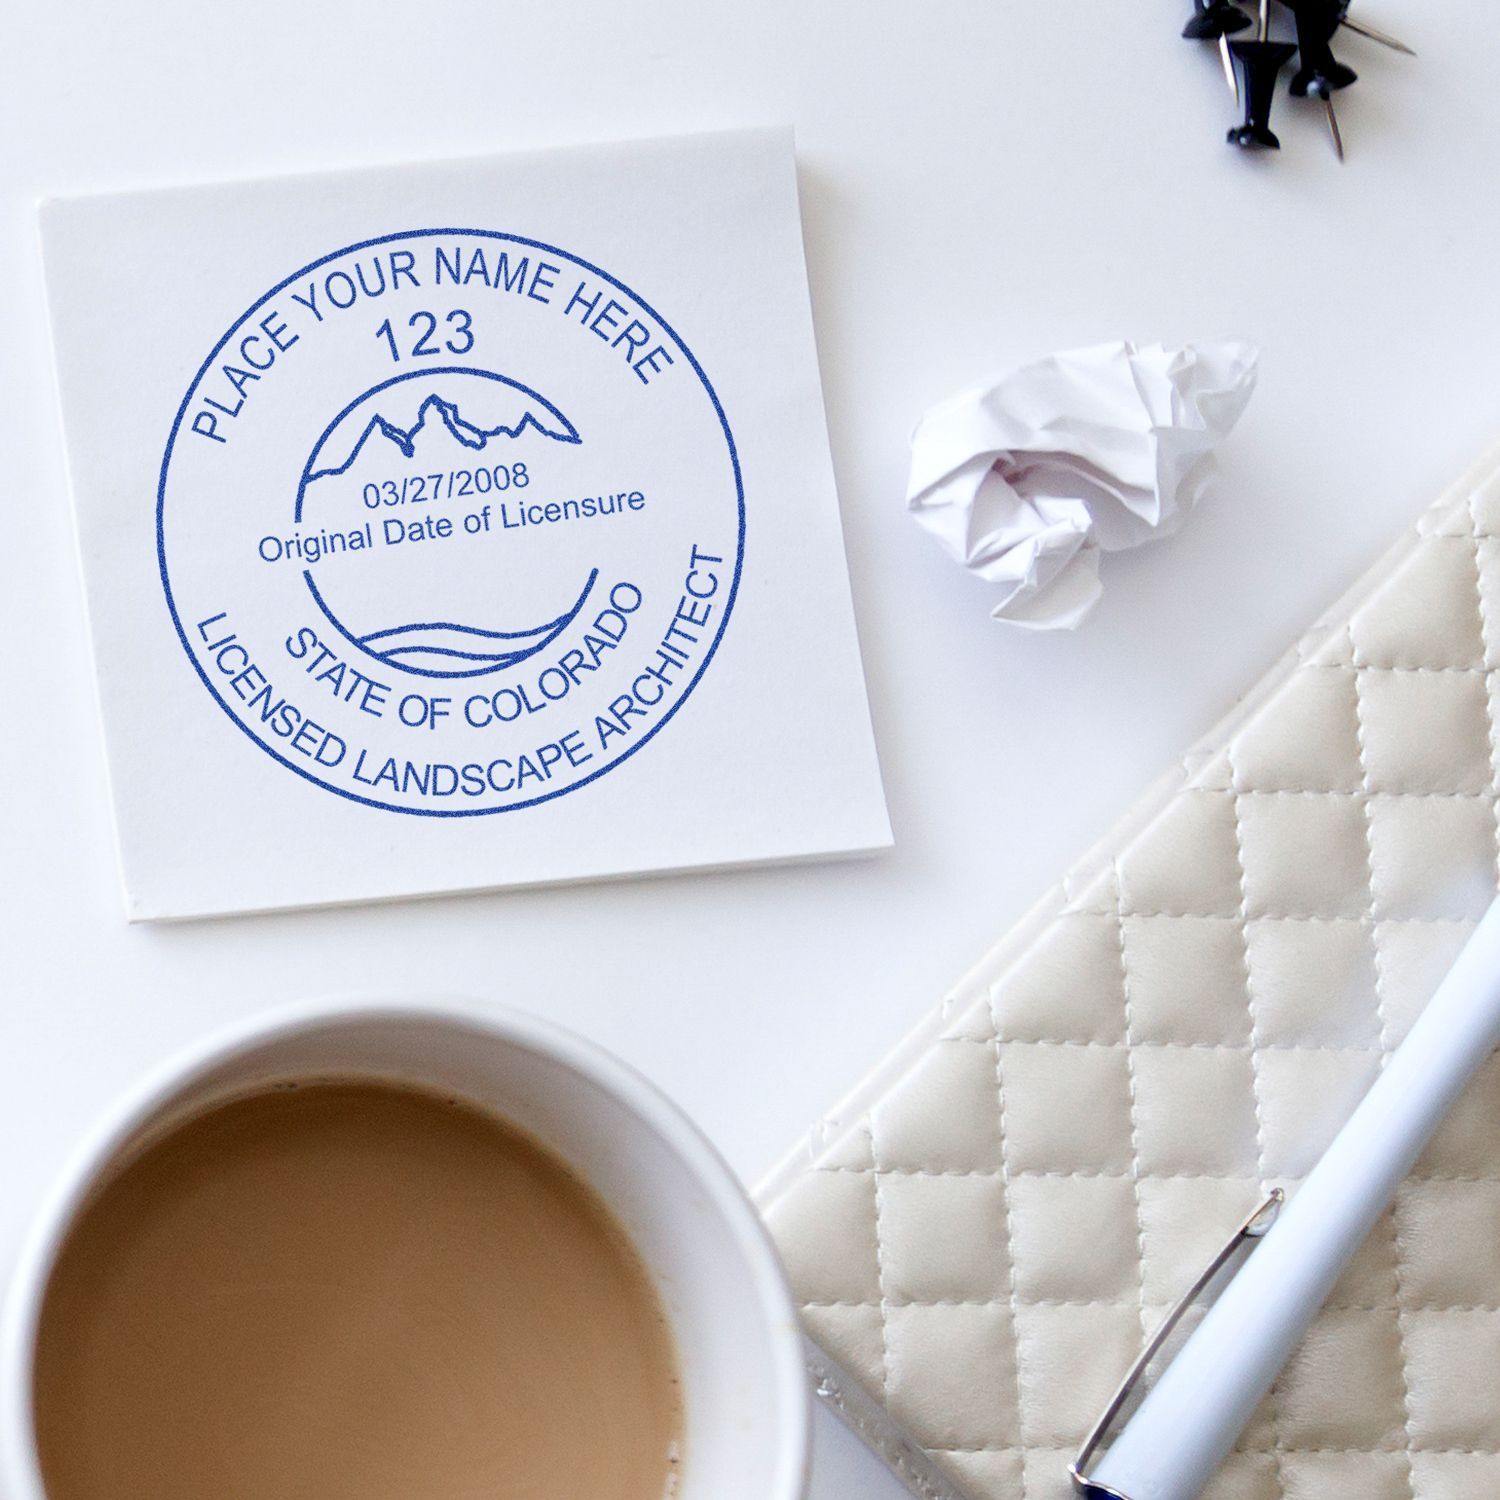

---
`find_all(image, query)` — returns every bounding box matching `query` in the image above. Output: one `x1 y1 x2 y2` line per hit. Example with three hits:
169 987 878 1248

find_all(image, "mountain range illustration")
293 368 592 681
307 390 580 482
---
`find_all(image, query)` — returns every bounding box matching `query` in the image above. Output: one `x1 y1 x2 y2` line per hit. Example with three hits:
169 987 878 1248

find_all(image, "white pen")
1072 893 1500 1500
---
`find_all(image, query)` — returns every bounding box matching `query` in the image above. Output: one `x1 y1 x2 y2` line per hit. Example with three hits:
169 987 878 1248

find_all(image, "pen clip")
1068 1187 1284 1498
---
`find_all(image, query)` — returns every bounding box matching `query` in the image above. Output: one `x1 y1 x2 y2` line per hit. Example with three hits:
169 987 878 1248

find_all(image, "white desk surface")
3 4 1496 1495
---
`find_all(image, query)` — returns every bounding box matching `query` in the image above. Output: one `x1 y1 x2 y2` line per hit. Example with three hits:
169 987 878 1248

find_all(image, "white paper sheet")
41 130 890 919
907 340 1258 629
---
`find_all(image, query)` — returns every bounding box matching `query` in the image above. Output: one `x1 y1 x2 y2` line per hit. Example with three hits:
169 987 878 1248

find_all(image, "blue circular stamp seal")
158 230 744 815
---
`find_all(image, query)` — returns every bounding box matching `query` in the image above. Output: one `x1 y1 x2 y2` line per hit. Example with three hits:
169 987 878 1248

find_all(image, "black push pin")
1287 0 1356 159
1227 0 1297 150
1289 0 1358 94
1183 0 1251 100
1181 0 1250 40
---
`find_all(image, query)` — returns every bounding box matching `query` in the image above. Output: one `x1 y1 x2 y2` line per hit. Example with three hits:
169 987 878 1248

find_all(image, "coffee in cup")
34 1080 684 1500
1 1002 810 1500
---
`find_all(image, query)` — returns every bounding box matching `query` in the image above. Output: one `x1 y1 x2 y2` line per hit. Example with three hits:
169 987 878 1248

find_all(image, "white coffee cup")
0 997 811 1500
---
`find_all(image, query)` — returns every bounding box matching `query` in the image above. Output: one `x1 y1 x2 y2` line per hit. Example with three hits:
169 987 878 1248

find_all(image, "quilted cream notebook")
760 445 1500 1500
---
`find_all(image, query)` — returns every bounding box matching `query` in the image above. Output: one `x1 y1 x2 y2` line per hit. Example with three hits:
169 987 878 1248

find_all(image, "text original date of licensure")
362 464 531 508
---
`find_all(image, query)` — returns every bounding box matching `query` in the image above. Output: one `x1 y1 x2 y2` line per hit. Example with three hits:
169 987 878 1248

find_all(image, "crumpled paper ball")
906 340 1259 630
